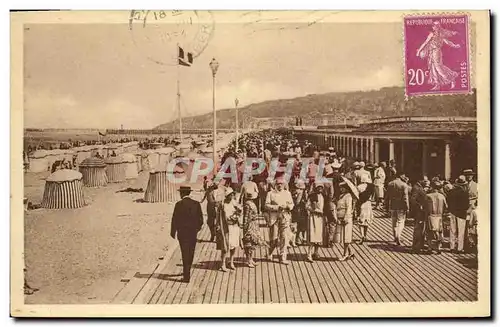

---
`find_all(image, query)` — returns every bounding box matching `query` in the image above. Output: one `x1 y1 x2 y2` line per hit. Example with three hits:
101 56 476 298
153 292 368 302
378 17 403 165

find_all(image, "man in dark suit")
170 186 204 283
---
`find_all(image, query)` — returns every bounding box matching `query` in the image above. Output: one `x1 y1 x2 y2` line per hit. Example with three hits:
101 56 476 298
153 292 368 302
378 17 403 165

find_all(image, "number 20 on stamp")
403 14 471 97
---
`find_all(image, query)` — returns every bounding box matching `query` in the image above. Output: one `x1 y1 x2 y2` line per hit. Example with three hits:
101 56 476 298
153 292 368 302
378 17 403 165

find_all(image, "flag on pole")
178 46 193 67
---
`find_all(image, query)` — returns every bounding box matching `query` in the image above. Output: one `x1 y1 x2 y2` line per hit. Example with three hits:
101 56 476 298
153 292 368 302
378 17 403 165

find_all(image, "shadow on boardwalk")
113 208 479 304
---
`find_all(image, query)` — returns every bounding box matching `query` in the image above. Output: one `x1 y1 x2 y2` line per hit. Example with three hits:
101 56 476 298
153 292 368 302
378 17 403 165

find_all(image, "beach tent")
104 155 126 183
41 169 86 209
143 168 179 203
79 157 108 187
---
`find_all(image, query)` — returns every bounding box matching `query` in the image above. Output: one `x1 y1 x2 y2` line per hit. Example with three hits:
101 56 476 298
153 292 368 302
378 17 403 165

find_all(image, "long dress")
215 200 241 251
242 199 267 252
306 192 325 245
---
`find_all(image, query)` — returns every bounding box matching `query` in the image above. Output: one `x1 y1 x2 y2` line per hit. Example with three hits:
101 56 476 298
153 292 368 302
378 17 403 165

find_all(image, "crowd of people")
171 130 479 282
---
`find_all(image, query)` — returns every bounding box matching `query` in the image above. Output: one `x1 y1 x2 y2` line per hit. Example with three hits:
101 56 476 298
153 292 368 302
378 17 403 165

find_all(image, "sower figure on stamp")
416 21 460 91
170 185 204 283
265 177 294 265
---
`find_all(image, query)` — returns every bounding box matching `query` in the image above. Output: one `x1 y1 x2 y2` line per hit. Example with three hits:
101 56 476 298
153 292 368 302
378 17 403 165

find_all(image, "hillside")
155 86 477 130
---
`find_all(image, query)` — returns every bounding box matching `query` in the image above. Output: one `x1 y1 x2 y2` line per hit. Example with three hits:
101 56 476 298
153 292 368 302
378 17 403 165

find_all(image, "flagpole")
177 44 183 142
235 98 239 153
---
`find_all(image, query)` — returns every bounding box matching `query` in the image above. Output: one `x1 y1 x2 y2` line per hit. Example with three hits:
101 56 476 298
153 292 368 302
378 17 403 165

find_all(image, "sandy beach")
23 170 204 304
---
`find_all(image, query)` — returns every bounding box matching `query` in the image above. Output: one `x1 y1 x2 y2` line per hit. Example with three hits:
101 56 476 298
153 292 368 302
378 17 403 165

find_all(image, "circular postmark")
128 10 215 66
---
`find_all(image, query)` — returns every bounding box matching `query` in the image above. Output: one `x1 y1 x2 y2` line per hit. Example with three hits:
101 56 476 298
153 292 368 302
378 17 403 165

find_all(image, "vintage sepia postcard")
10 10 490 317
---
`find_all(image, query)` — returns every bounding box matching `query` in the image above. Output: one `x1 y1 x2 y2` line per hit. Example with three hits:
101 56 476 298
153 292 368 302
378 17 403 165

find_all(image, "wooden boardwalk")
113 209 478 304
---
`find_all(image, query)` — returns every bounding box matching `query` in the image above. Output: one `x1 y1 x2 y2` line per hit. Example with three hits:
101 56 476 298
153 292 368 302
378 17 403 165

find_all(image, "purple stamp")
404 14 471 97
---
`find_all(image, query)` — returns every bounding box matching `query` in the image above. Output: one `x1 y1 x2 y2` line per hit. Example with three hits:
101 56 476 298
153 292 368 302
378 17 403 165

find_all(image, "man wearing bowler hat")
171 185 204 283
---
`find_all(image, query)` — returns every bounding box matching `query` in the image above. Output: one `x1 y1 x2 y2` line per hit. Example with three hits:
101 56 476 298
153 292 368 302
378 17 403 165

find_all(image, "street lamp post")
235 98 239 153
209 58 219 176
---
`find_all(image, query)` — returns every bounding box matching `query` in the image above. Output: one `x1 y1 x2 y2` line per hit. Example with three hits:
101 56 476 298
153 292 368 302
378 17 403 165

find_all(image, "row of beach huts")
25 134 237 210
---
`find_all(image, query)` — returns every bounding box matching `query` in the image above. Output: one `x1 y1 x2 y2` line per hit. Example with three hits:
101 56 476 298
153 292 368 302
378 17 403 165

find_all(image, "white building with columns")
292 116 477 182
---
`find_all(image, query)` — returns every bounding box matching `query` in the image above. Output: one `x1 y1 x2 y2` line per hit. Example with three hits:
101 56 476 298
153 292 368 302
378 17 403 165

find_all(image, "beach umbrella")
341 176 359 200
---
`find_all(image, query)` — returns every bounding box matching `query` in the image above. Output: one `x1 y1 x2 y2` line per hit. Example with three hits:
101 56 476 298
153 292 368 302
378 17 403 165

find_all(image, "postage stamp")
403 14 471 97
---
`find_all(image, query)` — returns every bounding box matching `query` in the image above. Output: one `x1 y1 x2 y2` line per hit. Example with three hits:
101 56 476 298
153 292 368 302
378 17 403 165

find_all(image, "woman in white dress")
335 182 355 261
356 174 375 245
215 187 242 272
306 182 325 262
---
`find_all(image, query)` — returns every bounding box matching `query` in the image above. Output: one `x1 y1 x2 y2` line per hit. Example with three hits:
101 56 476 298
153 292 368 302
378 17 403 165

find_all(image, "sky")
24 14 406 129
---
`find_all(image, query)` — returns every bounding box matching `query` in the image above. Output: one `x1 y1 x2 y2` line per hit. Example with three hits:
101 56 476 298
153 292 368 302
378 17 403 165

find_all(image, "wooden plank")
319 245 352 302
201 239 222 304
120 270 137 283
233 252 243 304
346 238 402 302
260 226 272 303
248 253 257 304
368 216 458 302
352 240 411 302
284 254 302 303
178 227 212 304
208 249 225 303
218 251 233 304
290 243 318 302
274 252 288 303
311 253 335 303
315 247 345 303
331 243 367 303
276 247 294 303
225 245 238 304
298 244 327 303
240 249 251 303
112 262 159 304
158 249 184 304
255 240 264 304
189 235 219 304
266 231 280 303
367 216 434 301
368 218 442 301
287 245 311 303
149 281 164 304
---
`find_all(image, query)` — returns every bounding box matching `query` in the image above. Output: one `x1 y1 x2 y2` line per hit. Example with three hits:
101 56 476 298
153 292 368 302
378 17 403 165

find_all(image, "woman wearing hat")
215 187 242 271
201 178 218 242
356 174 375 245
291 179 308 245
305 181 326 262
242 189 267 268
335 181 355 261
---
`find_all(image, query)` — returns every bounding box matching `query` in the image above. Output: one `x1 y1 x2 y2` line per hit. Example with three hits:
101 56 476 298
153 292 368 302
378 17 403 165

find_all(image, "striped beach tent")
41 169 86 209
105 156 126 183
79 157 108 187
143 168 179 203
